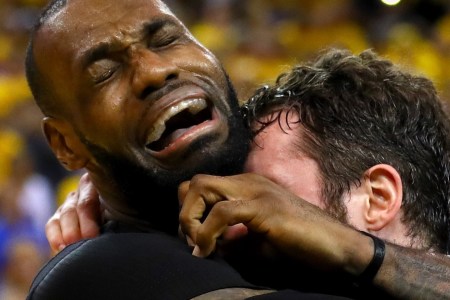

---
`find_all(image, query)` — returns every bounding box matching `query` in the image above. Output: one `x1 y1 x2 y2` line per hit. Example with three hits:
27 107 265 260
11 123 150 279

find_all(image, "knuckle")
212 201 229 216
189 174 208 185
77 195 95 208
45 218 58 231
63 231 80 244
59 205 76 216
178 211 188 223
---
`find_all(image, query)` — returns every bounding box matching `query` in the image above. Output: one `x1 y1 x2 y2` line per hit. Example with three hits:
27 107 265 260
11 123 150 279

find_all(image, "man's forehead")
36 0 177 61
42 0 173 32
58 0 175 16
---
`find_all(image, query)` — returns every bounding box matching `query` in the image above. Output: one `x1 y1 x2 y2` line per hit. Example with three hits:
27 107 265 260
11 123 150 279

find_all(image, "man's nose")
131 48 179 99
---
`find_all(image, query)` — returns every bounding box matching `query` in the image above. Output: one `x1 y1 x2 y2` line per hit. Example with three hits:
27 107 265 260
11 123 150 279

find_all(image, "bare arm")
47 172 450 298
179 173 450 299
375 244 450 299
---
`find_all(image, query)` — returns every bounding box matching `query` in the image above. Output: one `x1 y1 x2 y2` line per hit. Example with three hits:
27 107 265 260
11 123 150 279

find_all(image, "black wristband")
356 230 385 285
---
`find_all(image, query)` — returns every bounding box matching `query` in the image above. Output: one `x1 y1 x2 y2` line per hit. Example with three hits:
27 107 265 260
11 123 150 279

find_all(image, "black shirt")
27 221 355 299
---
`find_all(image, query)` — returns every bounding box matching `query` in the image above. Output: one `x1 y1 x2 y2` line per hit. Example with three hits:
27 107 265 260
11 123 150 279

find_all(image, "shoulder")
27 232 259 300
27 236 130 300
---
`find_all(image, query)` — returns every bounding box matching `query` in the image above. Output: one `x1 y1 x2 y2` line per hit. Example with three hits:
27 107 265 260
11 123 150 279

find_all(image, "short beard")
77 75 250 233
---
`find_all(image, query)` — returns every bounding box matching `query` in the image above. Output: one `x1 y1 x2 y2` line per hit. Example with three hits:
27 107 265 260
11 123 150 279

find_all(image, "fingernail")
186 236 195 247
58 244 66 252
192 245 201 257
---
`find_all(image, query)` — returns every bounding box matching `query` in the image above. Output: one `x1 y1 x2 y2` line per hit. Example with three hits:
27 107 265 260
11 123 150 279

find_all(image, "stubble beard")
76 77 250 233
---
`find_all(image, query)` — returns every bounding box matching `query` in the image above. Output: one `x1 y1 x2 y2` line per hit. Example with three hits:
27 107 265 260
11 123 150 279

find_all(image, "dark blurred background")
0 0 448 298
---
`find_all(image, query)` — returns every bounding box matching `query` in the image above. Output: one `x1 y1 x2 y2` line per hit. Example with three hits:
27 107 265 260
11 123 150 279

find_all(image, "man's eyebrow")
81 42 111 69
80 18 178 68
142 17 179 36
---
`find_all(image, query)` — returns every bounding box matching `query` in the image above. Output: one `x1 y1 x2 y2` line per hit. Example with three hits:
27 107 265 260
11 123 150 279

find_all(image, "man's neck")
88 169 182 236
100 195 155 232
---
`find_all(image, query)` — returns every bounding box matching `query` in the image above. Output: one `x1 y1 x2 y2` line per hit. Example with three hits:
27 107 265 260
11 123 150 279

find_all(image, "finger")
59 207 82 245
195 200 267 257
77 174 101 238
178 186 206 244
178 175 229 238
192 221 225 258
193 200 252 257
77 201 101 238
222 224 249 241
58 190 83 246
45 215 65 255
45 187 80 253
179 174 234 222
192 223 249 257
179 174 247 249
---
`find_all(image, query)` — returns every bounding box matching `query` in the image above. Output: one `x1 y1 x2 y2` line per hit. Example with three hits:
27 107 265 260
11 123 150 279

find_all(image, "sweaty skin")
180 110 412 254
178 111 450 299
34 0 249 235
46 112 450 299
179 173 450 299
39 2 450 299
29 0 281 299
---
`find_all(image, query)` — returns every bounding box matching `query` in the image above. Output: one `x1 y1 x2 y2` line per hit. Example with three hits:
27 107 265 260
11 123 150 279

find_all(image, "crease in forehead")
38 0 181 62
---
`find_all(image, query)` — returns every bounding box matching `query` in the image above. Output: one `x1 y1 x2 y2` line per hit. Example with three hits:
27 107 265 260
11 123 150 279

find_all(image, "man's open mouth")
146 98 212 152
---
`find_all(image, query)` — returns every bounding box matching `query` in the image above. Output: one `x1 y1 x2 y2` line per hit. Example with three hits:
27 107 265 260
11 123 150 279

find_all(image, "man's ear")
42 117 90 170
363 164 403 231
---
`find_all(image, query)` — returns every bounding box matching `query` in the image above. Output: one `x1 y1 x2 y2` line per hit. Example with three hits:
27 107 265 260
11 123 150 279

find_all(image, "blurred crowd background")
0 0 449 299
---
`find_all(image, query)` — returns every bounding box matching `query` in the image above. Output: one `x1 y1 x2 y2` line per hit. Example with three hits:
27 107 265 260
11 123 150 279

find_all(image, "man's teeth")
147 98 208 145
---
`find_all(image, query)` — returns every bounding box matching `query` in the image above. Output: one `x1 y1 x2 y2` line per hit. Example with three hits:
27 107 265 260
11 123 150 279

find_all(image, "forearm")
374 244 450 300
335 227 450 299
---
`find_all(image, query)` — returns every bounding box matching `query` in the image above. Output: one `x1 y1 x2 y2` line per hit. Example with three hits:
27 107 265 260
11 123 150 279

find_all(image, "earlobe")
42 117 89 170
363 164 403 231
